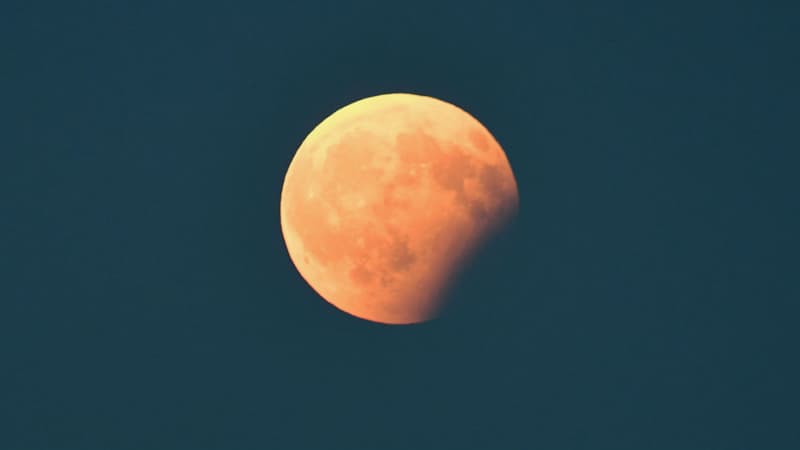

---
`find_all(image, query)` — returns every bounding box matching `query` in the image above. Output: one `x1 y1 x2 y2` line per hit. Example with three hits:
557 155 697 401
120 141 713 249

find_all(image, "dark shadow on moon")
436 213 524 324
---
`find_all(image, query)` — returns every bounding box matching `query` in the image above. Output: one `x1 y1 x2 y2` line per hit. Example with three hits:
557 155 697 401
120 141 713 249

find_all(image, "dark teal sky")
3 1 798 449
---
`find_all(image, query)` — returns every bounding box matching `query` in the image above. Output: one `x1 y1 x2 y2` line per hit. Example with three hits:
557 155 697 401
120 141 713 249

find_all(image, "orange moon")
280 93 519 324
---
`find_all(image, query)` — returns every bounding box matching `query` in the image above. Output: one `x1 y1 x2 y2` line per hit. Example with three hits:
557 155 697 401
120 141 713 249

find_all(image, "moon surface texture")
280 93 519 324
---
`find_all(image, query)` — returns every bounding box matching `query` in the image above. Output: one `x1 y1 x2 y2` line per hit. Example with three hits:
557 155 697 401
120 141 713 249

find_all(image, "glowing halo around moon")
280 93 519 324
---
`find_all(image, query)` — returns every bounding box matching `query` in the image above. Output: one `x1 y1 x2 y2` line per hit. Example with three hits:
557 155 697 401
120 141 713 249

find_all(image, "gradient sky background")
3 1 798 449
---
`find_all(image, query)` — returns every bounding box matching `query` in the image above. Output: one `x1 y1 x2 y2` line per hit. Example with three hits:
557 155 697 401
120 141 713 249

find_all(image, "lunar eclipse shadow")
435 213 523 326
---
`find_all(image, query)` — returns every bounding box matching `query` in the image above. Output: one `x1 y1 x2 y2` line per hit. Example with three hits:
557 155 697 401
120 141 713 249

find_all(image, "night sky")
3 1 798 449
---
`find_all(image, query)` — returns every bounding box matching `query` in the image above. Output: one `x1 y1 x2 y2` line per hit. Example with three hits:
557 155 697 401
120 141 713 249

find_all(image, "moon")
280 93 519 324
